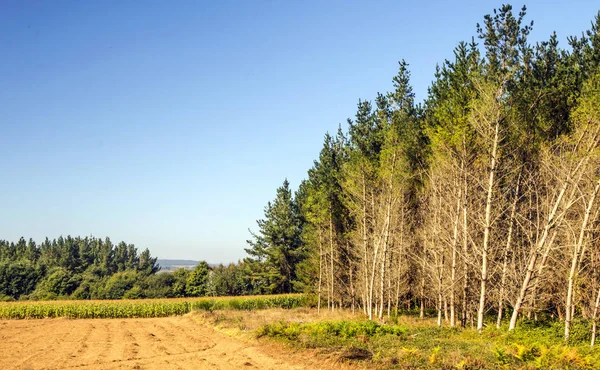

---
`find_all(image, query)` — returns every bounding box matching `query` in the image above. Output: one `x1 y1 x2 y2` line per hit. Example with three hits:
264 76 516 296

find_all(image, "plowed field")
0 316 330 370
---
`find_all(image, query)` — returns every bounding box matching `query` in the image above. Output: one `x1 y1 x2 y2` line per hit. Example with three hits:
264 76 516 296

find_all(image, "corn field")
0 294 311 319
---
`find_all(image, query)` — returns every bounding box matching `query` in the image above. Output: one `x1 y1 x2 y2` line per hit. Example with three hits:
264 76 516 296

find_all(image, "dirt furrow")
0 316 343 370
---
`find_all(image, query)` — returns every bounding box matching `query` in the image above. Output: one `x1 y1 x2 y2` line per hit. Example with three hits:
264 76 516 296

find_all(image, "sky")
1 1 598 264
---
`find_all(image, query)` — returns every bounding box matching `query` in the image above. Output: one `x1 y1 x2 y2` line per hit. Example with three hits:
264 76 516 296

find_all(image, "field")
0 295 309 319
0 315 347 370
3 296 600 369
0 295 336 370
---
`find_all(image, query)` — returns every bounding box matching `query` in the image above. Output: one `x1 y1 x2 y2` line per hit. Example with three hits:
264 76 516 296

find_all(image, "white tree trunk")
461 159 469 328
497 177 520 328
591 285 600 347
318 230 323 314
450 187 461 327
509 174 571 330
477 120 500 333
329 214 335 312
565 178 600 342
361 167 371 318
378 152 396 319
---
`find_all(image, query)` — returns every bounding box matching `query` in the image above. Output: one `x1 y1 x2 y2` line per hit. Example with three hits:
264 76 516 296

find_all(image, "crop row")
0 294 311 319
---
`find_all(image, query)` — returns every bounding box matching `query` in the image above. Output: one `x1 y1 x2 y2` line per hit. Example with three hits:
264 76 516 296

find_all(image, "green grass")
190 295 312 312
0 294 312 319
256 316 600 369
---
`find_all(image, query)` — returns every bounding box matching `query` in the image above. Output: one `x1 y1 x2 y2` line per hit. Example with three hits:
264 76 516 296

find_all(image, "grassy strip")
257 318 600 369
191 295 312 312
0 294 311 319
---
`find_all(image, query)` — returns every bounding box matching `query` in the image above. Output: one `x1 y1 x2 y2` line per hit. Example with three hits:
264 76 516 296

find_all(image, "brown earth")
0 315 350 370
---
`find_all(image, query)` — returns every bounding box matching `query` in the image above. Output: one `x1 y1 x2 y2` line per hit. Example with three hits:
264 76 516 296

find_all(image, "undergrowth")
256 316 600 369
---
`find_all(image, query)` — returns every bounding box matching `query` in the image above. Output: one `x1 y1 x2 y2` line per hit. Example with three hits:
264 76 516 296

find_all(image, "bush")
0 294 15 302
257 320 406 344
98 271 140 299
189 294 310 312
123 286 144 299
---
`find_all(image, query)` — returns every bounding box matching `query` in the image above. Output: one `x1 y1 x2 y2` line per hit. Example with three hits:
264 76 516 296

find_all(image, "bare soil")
0 315 345 370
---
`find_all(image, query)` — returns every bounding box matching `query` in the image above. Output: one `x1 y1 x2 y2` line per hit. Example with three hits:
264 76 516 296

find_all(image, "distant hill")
157 259 199 271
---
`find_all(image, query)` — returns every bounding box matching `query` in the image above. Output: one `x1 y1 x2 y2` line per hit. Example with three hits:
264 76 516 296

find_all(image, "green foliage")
245 180 304 294
0 300 191 319
0 236 265 301
34 267 79 297
206 262 254 296
122 286 144 299
285 5 600 353
97 271 140 299
507 318 592 346
0 260 42 299
170 267 189 297
185 261 210 296
134 273 177 298
0 294 15 302
0 236 162 300
258 317 600 369
259 320 405 341
0 294 311 319
190 294 311 312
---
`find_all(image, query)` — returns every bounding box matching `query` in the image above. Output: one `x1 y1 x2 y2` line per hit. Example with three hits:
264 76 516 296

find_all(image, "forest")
0 236 272 301
2 5 599 347
244 4 600 344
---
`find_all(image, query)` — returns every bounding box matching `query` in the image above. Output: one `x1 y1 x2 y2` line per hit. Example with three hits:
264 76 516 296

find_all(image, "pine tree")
245 179 303 294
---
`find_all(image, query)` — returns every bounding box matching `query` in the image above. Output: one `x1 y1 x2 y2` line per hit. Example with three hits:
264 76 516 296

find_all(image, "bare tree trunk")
527 229 558 322
350 263 355 315
326 251 331 310
378 243 388 319
318 230 323 314
329 213 335 312
509 172 572 331
379 152 397 320
565 178 600 342
450 188 461 327
361 167 370 318
437 264 444 327
510 126 600 330
395 209 404 316
461 159 469 328
477 121 500 333
591 285 600 347
437 297 443 326
444 296 449 322
370 188 378 320
471 309 474 329
431 184 445 328
387 253 392 318
497 176 520 328
420 268 426 319
378 218 390 319
395 278 400 314
557 305 564 321
362 289 367 315
369 238 380 320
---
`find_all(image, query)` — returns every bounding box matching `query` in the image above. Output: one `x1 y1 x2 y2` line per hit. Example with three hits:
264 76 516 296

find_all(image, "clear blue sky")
1 1 598 263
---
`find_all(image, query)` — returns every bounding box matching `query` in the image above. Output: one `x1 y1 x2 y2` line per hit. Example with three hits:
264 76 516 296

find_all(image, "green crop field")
0 294 311 319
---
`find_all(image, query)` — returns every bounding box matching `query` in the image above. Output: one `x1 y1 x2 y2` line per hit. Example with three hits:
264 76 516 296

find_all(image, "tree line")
0 236 273 301
246 5 600 344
